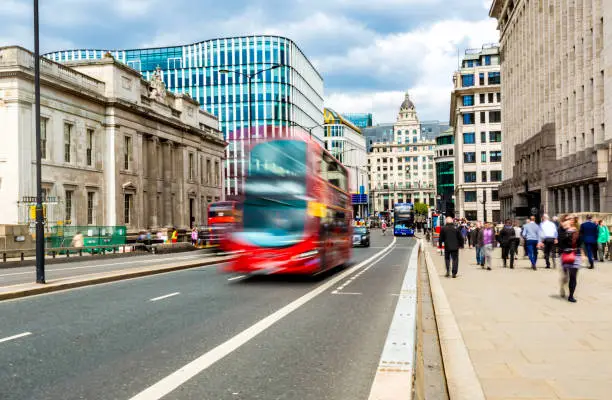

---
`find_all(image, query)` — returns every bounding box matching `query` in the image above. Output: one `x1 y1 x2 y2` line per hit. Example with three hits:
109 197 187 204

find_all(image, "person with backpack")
559 215 582 302
499 219 518 269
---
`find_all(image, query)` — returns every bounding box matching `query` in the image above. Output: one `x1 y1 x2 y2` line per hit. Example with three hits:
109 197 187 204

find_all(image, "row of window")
464 151 502 163
463 131 502 144
464 190 500 202
462 92 501 106
372 145 434 153
461 71 501 88
462 111 502 125
463 170 503 183
40 119 96 166
462 55 497 68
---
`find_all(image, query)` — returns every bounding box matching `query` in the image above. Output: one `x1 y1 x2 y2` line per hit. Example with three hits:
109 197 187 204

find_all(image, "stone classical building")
490 0 612 218
450 45 503 222
0 46 225 232
368 93 436 212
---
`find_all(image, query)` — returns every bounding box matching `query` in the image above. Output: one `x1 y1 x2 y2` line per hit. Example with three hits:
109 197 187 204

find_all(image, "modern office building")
323 108 369 217
450 44 503 222
421 120 450 141
368 92 436 213
341 113 373 129
434 128 456 215
45 36 325 197
363 123 395 153
490 0 612 217
0 46 225 231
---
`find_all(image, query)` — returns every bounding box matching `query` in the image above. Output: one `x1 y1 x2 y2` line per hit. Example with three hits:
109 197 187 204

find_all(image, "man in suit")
440 217 464 278
580 214 599 269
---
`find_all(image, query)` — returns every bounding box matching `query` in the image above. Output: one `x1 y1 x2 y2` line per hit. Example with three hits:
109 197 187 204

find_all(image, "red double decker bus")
206 201 241 248
224 137 352 275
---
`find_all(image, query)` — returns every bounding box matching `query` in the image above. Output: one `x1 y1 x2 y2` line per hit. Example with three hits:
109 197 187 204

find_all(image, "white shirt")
540 220 558 239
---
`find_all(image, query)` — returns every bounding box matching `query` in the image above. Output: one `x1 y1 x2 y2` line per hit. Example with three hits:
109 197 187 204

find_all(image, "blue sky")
0 0 498 123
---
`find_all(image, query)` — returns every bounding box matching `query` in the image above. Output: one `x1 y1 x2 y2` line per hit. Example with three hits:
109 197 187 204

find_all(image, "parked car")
352 226 370 247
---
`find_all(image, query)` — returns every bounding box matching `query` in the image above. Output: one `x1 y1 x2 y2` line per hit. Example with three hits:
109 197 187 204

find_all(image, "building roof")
400 91 415 110
323 108 362 133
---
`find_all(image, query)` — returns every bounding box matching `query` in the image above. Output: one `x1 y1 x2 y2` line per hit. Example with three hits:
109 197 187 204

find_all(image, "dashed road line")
0 331 32 344
150 292 181 302
333 244 396 294
227 275 246 281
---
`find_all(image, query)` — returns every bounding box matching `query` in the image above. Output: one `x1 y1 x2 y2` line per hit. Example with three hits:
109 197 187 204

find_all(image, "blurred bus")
393 203 415 237
206 201 241 248
224 138 352 275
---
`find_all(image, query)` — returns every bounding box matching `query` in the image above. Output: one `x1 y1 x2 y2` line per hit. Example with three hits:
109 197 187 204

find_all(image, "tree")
414 202 429 216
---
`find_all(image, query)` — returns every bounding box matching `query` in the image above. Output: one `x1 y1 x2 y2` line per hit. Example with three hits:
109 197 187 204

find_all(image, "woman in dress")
558 215 582 303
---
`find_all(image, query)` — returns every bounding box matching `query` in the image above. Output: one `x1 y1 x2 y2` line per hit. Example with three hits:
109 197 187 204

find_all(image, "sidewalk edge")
422 244 486 400
0 256 233 302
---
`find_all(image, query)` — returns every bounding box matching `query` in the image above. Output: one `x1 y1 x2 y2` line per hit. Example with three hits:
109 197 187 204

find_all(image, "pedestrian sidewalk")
426 243 612 400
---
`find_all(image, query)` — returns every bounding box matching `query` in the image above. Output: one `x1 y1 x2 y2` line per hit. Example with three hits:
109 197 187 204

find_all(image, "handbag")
561 231 578 265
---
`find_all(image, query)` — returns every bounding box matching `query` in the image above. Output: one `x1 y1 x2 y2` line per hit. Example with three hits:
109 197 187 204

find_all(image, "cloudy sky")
0 0 498 123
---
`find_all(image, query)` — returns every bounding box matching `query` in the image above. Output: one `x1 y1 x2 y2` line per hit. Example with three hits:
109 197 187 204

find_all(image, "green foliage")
414 202 429 216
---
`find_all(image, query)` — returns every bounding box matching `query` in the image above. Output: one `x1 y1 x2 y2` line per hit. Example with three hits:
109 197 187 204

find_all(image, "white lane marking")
150 292 181 302
0 254 206 277
331 291 362 295
227 275 246 281
0 331 32 344
129 238 397 400
368 241 419 400
333 244 396 294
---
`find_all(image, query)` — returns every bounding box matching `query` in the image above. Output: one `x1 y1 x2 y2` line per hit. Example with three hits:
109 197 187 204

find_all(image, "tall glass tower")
46 36 324 196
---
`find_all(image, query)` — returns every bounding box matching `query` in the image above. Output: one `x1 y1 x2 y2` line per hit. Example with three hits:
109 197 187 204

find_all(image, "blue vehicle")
394 203 415 237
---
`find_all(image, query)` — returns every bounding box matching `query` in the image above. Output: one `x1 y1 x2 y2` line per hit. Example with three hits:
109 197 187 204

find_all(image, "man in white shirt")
539 214 558 268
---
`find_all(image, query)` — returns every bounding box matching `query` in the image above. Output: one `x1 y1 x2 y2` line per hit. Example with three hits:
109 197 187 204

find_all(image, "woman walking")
597 220 610 262
559 215 582 303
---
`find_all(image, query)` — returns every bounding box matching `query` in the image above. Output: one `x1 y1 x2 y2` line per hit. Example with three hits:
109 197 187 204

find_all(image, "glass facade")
435 161 454 196
45 36 324 196
341 113 373 129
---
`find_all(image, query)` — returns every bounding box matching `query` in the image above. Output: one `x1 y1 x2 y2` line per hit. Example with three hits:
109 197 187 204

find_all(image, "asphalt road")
0 234 418 400
0 250 215 287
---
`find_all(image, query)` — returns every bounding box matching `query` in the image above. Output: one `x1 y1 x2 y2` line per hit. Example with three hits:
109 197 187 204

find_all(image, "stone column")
579 185 586 213
564 188 570 214
599 182 607 213
162 140 173 227
572 187 578 213
148 136 159 228
588 183 595 212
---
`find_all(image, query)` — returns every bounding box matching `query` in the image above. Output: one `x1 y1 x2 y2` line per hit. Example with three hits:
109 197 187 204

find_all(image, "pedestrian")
191 227 198 246
479 222 495 270
579 215 598 269
499 219 517 269
539 214 558 268
521 219 529 258
471 221 484 267
597 219 610 262
171 228 178 244
381 220 387 236
522 216 541 270
460 224 469 249
439 217 464 278
512 220 522 264
467 224 473 248
559 215 582 303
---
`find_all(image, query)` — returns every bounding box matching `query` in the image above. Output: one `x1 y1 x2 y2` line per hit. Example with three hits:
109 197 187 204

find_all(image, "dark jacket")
580 220 598 244
440 223 464 251
499 225 517 247
559 228 582 252
470 227 482 247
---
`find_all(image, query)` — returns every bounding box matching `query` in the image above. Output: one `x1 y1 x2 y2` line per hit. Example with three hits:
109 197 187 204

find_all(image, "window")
464 172 476 183
189 153 195 181
124 136 132 170
496 92 501 103
463 113 475 125
41 118 48 160
490 151 502 162
490 170 502 182
480 112 486 123
484 55 492 66
488 72 501 85
465 191 477 202
124 194 133 224
489 131 502 142
481 151 487 162
463 132 475 144
481 171 487 182
464 152 476 163
480 93 486 104
65 190 73 224
64 123 72 162
488 93 494 103
86 129 94 166
168 57 182 69
463 95 474 106
489 111 502 123
461 74 475 87
492 190 499 201
214 160 220 186
87 192 95 224
479 73 485 86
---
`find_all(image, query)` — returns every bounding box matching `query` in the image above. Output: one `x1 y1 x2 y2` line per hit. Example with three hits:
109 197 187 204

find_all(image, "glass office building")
341 113 373 129
45 36 325 196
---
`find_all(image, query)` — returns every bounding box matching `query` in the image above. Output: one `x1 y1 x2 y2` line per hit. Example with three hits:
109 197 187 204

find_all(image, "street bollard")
21 252 24 261
2 253 6 263
113 247 116 254
66 250 70 258
79 249 83 257
52 251 56 259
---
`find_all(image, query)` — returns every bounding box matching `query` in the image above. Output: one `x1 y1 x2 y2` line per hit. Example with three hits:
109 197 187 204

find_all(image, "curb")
0 255 234 302
421 244 486 400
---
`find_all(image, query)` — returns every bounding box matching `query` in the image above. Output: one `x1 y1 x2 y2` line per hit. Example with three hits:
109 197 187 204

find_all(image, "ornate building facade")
368 93 436 213
0 46 225 232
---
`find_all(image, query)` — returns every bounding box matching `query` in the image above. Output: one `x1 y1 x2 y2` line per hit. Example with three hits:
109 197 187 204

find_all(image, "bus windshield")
241 140 308 248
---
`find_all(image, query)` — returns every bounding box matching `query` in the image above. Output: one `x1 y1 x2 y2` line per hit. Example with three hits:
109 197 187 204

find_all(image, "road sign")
351 194 368 204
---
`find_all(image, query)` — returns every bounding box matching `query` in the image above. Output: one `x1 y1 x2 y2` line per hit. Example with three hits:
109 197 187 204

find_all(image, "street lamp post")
290 121 326 140
34 0 45 284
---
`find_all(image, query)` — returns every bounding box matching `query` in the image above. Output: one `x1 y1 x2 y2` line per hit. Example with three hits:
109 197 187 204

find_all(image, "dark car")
352 226 370 247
